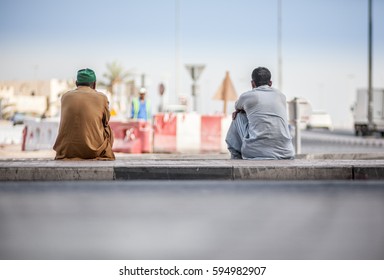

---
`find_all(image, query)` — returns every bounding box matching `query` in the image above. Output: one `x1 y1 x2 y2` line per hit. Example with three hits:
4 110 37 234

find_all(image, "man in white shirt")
225 67 294 160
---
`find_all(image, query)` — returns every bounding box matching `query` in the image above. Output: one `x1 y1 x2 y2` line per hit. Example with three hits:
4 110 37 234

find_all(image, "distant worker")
131 87 151 121
53 68 115 160
225 67 294 160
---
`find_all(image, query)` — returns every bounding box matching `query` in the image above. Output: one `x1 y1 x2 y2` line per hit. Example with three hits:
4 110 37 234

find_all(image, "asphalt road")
0 180 383 260
299 129 384 154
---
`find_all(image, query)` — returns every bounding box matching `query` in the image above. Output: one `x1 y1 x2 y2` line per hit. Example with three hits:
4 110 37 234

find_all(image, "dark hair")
76 81 95 87
251 67 271 87
76 82 92 86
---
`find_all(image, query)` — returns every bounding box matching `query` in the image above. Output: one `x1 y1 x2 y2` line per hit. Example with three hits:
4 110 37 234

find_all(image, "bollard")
294 97 301 154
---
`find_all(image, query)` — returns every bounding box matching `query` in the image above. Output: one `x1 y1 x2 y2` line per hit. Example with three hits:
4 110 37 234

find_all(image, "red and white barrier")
109 120 153 154
21 114 232 154
22 119 59 151
153 113 231 153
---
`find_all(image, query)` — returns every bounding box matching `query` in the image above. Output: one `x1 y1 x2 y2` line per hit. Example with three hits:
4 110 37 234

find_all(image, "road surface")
0 180 383 260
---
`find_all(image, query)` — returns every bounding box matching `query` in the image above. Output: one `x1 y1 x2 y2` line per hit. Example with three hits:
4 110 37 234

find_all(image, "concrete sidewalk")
1 152 384 181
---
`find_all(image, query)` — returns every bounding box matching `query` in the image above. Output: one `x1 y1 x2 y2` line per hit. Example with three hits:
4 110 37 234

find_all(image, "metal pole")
277 0 283 90
175 0 181 103
192 83 198 112
368 0 373 131
141 73 146 88
294 97 301 155
185 64 205 113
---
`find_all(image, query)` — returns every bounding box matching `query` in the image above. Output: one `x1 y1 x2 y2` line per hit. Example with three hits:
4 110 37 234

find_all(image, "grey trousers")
225 112 249 159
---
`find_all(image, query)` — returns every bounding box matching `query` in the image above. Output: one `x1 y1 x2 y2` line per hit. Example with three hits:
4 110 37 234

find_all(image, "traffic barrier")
22 119 59 151
109 120 153 154
175 113 201 153
20 118 153 154
153 113 231 153
201 115 222 153
20 115 230 154
220 116 232 153
153 113 177 153
202 114 231 153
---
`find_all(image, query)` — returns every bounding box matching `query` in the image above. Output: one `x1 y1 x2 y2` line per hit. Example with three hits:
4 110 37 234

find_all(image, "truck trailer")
352 89 384 136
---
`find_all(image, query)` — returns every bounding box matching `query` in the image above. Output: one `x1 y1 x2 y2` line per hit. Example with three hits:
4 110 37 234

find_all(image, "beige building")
0 79 73 119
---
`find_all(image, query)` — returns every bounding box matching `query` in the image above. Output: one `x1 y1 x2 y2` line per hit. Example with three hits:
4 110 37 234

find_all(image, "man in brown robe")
53 68 115 160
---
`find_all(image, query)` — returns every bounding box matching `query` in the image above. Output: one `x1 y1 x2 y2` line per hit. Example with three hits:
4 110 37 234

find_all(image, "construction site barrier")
109 120 153 154
20 114 231 154
22 119 59 151
153 113 231 153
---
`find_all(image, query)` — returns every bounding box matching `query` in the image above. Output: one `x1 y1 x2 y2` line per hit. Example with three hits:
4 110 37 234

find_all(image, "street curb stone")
353 166 384 180
114 166 233 180
1 158 384 181
0 167 115 181
233 166 352 180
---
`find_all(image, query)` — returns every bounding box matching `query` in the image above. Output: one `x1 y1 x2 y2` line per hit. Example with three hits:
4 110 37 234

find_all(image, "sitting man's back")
53 68 115 160
226 67 294 160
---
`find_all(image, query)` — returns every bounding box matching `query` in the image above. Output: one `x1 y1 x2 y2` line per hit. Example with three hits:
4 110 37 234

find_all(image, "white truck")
352 89 384 136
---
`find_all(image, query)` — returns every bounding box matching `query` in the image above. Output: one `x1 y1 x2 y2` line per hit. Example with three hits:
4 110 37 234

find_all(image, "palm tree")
100 61 131 97
99 61 135 115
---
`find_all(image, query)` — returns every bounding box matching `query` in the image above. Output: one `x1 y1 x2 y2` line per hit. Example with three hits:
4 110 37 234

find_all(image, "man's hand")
232 109 245 120
232 110 237 120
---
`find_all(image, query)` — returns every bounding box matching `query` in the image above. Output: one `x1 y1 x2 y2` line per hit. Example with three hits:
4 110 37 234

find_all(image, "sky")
0 0 383 128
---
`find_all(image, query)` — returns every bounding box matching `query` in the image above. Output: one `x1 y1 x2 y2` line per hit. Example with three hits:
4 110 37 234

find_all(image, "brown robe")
53 86 115 160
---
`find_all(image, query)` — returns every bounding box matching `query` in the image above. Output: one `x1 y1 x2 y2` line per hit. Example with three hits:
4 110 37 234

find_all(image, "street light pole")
175 0 181 104
277 0 283 91
368 0 373 131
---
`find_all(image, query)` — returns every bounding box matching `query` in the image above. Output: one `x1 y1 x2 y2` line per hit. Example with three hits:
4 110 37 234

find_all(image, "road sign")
185 64 205 112
185 64 205 81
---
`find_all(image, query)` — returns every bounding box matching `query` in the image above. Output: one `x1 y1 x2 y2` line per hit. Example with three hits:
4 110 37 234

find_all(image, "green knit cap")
77 68 96 84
